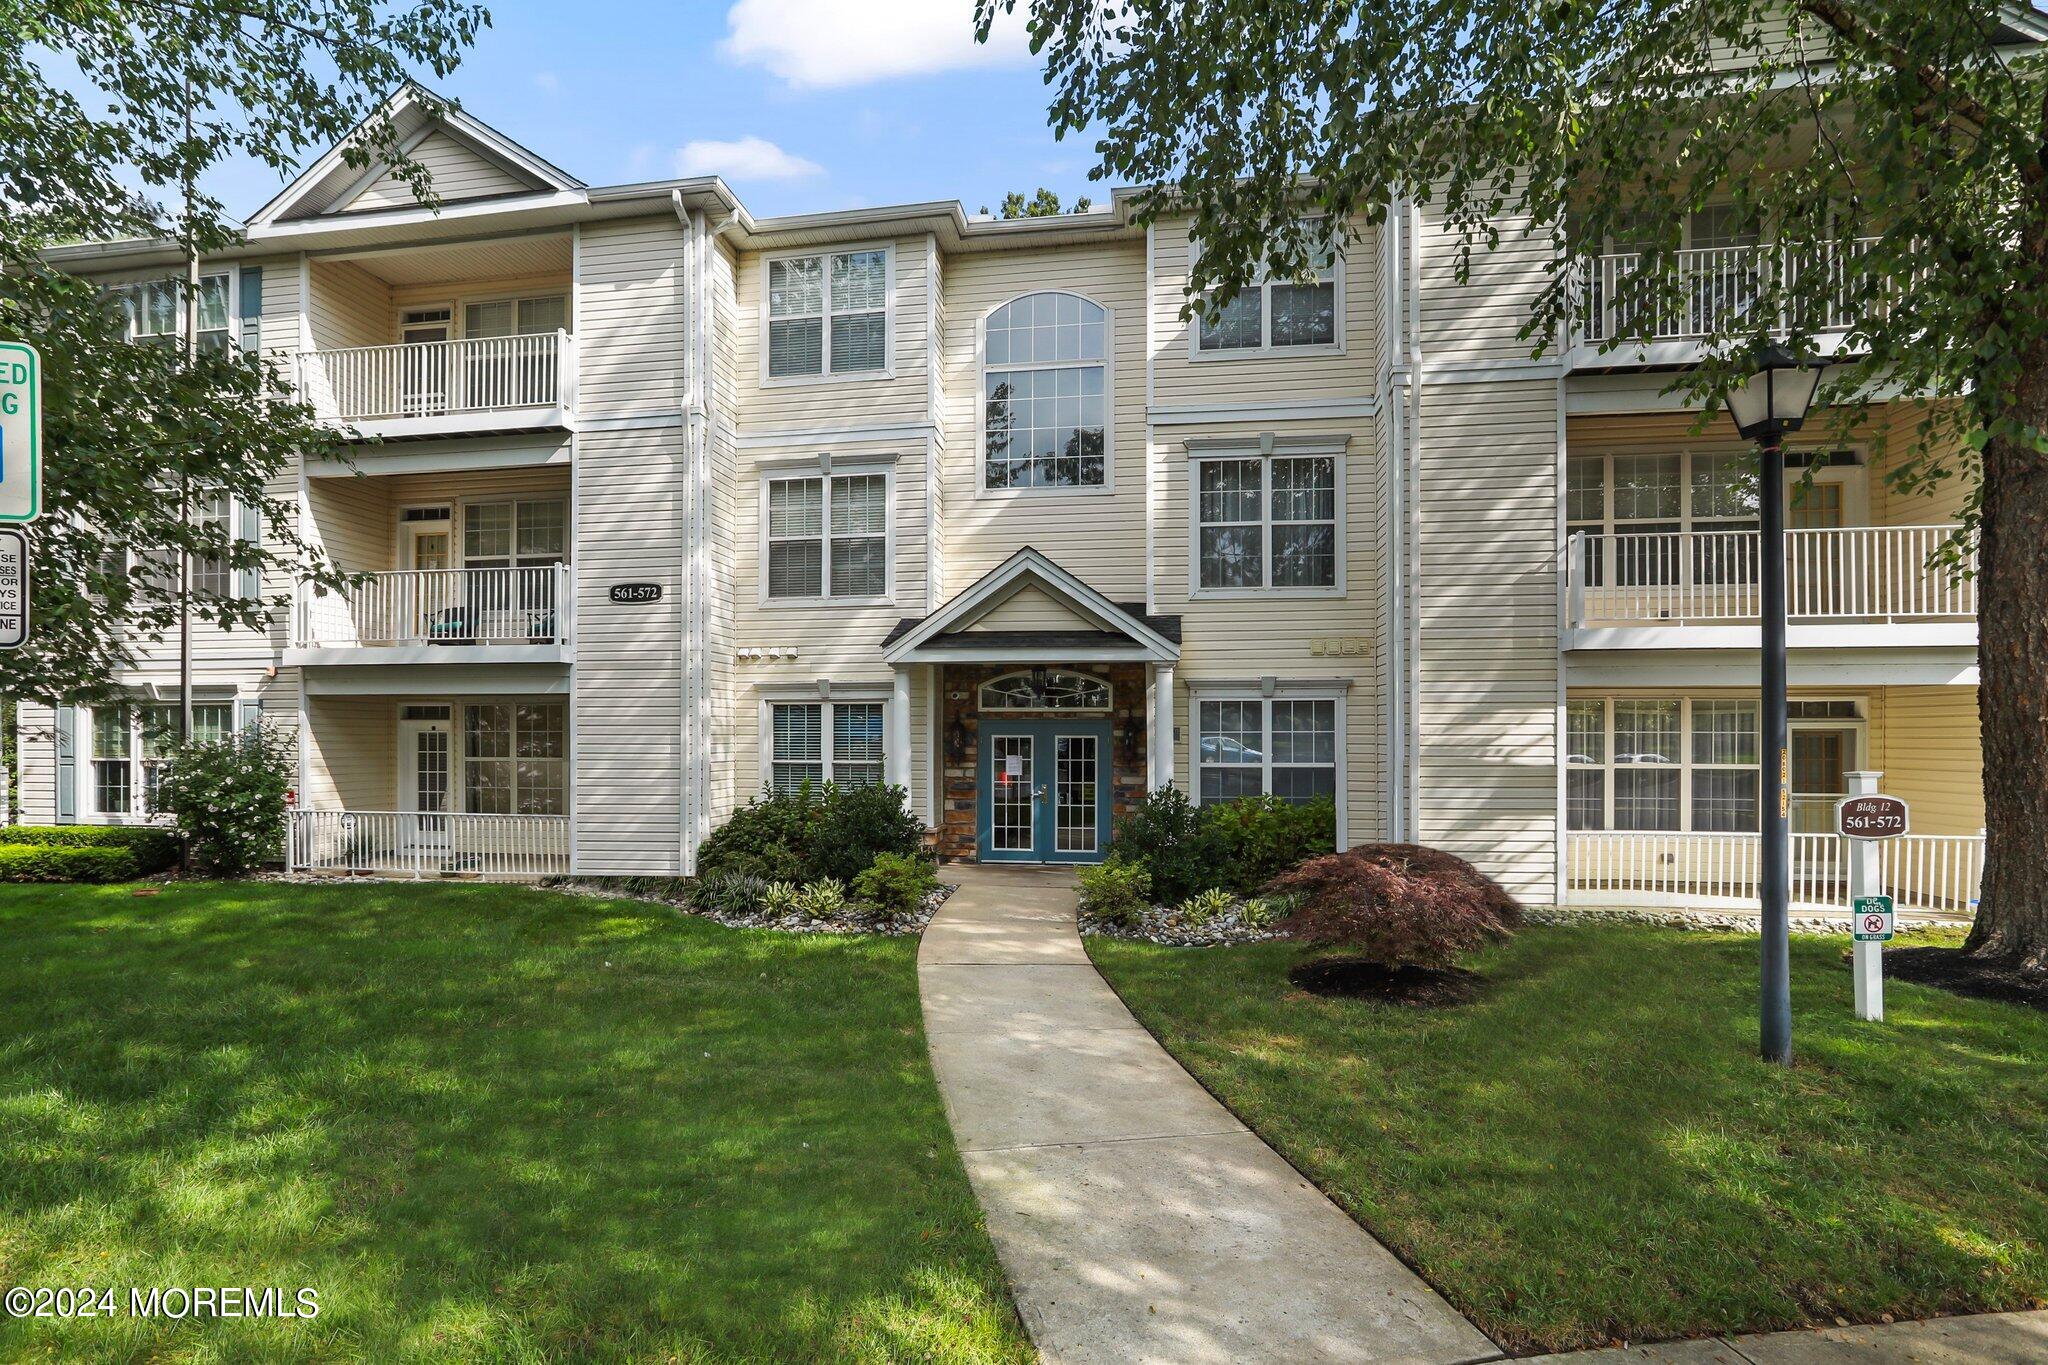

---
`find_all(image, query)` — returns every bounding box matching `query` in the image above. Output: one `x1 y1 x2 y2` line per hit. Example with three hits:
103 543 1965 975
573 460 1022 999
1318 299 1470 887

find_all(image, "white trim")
1184 217 1346 362
733 420 934 449
1566 623 1979 652
756 461 897 609
1428 357 1563 385
306 437 571 477
882 547 1180 664
286 643 574 667
1149 397 1378 425
755 691 892 794
1186 441 1348 600
973 289 1117 499
757 240 897 385
1144 220 1158 616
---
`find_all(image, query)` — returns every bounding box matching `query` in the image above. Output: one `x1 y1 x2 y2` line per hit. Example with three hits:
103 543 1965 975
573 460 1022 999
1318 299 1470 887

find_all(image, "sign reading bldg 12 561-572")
0 341 42 523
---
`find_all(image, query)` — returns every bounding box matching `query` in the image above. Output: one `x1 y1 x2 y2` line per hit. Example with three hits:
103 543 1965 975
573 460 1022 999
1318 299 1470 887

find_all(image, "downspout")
1406 198 1425 845
698 207 741 862
1382 197 1407 843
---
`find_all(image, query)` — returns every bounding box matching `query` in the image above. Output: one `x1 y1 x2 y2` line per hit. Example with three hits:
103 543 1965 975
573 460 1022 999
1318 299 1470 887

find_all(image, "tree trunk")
1963 354 2048 969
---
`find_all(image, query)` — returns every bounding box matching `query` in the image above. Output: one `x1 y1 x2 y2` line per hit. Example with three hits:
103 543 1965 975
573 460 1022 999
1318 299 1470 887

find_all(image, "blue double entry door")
976 719 1113 864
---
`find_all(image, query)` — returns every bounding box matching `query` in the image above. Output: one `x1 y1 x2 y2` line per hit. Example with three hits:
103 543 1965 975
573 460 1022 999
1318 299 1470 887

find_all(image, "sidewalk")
1528 1309 2048 1362
917 864 1502 1365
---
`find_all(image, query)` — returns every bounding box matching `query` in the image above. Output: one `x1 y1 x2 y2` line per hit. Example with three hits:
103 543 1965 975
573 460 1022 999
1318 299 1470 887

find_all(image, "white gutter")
1407 198 1425 845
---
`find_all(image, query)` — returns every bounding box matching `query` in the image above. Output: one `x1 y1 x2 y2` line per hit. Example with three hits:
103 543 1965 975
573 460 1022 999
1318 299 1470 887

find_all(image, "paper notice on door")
1005 754 1023 778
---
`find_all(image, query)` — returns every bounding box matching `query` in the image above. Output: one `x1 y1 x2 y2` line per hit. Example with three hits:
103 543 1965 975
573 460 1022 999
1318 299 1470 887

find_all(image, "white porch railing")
293 565 573 649
1567 526 1974 628
1578 238 1883 343
287 810 569 879
295 332 573 422
1566 831 1983 915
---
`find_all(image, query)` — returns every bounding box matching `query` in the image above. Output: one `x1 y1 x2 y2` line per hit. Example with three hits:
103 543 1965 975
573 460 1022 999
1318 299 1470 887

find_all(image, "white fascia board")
879 547 1180 664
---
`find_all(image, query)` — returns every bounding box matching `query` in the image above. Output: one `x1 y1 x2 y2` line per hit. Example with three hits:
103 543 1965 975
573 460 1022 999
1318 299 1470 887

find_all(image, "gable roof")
882 548 1180 664
247 84 584 229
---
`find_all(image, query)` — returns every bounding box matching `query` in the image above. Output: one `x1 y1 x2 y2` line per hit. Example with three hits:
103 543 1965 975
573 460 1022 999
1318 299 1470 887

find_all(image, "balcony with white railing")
1566 830 1981 917
1573 237 1885 365
288 809 569 880
1565 525 1977 650
294 331 576 438
286 565 574 665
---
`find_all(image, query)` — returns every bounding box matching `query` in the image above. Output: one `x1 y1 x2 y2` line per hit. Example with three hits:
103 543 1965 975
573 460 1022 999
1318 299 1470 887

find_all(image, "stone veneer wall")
935 662 1149 860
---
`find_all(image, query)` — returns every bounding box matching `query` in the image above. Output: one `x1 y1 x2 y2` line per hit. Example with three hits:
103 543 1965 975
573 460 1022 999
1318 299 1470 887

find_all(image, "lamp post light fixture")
1723 341 1823 1066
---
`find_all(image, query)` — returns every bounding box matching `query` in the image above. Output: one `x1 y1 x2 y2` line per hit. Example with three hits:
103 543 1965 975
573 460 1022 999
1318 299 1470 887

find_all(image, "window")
462 703 565 816
982 293 1108 490
766 248 889 379
1567 696 1763 833
1193 451 1339 592
979 670 1111 711
464 499 566 567
1194 224 1339 354
764 470 889 602
91 702 234 818
116 275 231 352
767 700 887 794
192 490 234 599
462 295 566 338
1194 694 1340 806
1569 450 1782 590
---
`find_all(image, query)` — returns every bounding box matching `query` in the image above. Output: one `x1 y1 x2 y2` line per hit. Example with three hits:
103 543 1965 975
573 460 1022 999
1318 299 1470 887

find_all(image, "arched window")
979 669 1112 712
982 292 1108 490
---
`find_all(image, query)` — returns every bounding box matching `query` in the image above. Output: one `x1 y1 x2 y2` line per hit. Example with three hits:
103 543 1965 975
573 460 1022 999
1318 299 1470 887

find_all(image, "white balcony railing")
1579 238 1883 344
295 332 573 423
1566 830 1983 916
288 810 569 879
1567 526 1975 629
293 565 573 650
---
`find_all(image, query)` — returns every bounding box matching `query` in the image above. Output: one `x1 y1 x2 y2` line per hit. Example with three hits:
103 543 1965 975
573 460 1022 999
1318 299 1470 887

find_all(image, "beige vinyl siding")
1158 415 1381 845
303 697 397 809
1875 685 1982 836
15 701 56 822
1416 196 1554 367
307 476 395 574
965 585 1101 632
1148 216 1378 407
306 258 391 351
707 240 743 828
730 236 930 432
937 240 1147 595
926 241 948 604
576 217 685 416
1867 402 1973 528
346 130 535 212
1414 380 1560 897
386 273 575 334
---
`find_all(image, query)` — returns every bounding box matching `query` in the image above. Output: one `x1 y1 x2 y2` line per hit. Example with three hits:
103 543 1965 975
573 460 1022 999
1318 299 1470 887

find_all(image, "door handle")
1035 785 1050 801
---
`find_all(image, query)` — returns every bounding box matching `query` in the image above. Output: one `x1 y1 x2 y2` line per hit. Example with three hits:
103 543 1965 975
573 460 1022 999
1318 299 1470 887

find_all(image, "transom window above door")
766 248 890 379
979 670 1111 711
982 292 1108 491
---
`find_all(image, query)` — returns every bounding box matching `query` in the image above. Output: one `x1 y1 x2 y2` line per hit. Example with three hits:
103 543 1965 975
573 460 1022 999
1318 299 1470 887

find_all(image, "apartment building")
17 84 1984 913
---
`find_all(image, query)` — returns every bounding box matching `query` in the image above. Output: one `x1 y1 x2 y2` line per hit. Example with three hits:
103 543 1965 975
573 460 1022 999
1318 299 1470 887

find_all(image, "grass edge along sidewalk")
1087 922 2048 1356
0 881 1032 1363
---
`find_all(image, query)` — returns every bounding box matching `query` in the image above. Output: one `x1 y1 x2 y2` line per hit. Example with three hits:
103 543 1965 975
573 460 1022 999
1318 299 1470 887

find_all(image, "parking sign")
0 341 41 523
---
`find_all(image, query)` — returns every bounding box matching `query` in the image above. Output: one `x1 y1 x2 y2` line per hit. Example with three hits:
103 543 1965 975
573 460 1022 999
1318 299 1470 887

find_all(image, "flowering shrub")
151 723 295 876
1266 844 1521 969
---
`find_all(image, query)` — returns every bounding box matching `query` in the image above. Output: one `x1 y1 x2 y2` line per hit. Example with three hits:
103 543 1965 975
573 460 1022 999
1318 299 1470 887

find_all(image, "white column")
888 668 913 793
1152 663 1176 790
1846 769 1885 1022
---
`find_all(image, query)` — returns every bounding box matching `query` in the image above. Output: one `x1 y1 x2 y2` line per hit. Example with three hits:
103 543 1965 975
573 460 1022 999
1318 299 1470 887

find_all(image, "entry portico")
882 548 1181 864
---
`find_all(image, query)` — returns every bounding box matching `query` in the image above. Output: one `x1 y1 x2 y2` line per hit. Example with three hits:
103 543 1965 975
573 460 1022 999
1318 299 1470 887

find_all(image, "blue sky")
200 0 1104 223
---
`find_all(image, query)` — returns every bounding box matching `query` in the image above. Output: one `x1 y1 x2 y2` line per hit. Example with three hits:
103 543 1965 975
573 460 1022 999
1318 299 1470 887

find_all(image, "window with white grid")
764 470 890 602
766 248 890 379
1569 696 1767 834
1193 451 1340 593
116 275 231 353
768 700 889 794
1193 693 1342 808
981 292 1108 491
1194 221 1340 354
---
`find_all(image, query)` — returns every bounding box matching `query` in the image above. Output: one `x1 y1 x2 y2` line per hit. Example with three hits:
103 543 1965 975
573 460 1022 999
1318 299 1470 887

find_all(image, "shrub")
853 851 938 915
0 843 139 883
807 784 924 884
1077 856 1153 926
695 783 925 886
1110 785 1224 902
1178 886 1236 926
1238 895 1287 931
794 878 847 920
0 825 179 875
1200 795 1338 894
151 724 296 875
692 871 767 914
761 880 800 916
1266 844 1522 970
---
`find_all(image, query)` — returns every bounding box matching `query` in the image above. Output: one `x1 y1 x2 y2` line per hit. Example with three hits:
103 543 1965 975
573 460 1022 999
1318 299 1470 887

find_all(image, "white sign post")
1839 771 1904 1022
0 341 42 524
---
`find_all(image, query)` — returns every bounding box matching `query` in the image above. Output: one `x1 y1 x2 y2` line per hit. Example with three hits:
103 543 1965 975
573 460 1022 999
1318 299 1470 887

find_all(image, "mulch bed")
1886 945 2048 1011
1288 957 1483 1007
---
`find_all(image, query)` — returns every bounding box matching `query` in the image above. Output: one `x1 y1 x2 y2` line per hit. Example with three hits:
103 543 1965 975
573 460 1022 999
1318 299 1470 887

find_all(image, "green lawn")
1089 924 2048 1354
0 882 1030 1364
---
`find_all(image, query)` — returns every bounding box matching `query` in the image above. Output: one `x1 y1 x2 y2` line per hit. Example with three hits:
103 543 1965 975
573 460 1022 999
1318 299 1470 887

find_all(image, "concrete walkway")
1528 1309 2048 1363
917 864 1502 1365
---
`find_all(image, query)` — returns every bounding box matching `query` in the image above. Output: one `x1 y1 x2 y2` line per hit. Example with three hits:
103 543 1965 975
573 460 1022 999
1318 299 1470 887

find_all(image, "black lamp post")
1723 341 1823 1066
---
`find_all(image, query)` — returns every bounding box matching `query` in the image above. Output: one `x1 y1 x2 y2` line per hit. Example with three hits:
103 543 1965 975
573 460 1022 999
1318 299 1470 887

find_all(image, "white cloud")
673 136 823 181
719 0 1032 89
